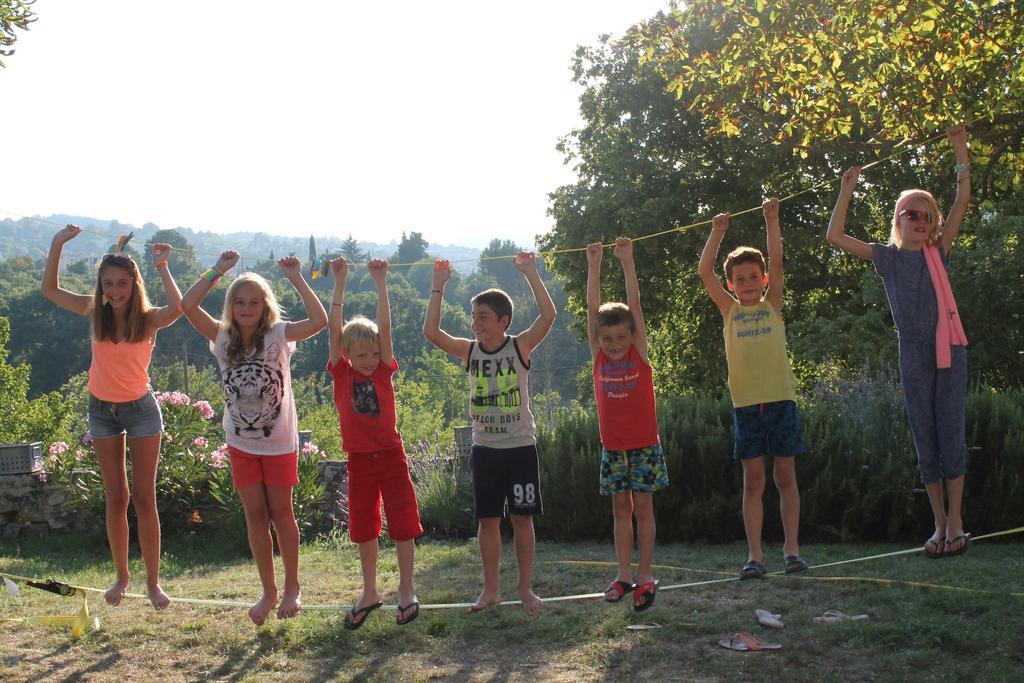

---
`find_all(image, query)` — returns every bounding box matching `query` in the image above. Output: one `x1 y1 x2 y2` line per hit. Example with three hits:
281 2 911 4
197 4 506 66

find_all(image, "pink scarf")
922 244 968 368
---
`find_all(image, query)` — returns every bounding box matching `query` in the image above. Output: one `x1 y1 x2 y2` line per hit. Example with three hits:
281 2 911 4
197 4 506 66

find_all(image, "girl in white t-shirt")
182 251 326 626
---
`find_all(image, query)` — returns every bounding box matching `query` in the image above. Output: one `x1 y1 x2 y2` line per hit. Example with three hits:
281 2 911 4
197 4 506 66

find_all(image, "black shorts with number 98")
469 444 543 519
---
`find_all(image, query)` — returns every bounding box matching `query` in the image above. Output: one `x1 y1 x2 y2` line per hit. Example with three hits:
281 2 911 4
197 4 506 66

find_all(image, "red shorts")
228 446 299 489
346 446 423 543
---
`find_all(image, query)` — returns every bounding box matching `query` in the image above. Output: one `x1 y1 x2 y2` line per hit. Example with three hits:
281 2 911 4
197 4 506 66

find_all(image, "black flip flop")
944 532 971 557
344 600 382 630
396 601 420 626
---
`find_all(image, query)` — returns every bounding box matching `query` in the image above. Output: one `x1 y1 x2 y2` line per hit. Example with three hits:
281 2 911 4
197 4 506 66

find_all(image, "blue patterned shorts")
599 443 669 495
732 400 806 460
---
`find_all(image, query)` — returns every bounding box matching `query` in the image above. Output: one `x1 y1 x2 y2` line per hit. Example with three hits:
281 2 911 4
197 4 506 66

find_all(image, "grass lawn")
2 530 1023 682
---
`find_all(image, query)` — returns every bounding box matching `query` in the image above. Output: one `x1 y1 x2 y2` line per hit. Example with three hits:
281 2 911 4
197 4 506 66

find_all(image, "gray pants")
898 340 968 484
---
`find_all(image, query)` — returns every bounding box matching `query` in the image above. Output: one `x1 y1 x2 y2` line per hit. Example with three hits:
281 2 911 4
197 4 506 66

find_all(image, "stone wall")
0 460 352 539
0 473 80 539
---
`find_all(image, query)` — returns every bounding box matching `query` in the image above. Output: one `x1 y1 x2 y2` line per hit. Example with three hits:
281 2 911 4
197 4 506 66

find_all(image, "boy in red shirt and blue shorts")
586 237 668 612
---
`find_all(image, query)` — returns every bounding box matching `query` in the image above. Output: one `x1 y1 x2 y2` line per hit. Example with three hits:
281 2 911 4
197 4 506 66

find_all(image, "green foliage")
407 442 475 538
0 317 75 445
630 0 1023 198
0 0 35 67
536 379 1024 543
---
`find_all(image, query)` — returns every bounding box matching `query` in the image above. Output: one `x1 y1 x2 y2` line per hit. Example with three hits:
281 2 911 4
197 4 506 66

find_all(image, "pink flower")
38 470 47 482
49 441 68 456
74 450 85 462
209 444 229 468
301 442 320 456
191 400 215 420
82 432 93 446
155 391 190 407
192 436 208 448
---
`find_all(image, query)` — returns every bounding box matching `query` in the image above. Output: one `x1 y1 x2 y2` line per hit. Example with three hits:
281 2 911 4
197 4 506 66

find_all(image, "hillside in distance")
0 215 483 273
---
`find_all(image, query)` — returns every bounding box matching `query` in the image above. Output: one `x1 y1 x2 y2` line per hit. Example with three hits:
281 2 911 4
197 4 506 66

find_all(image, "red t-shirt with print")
327 356 402 454
593 346 659 451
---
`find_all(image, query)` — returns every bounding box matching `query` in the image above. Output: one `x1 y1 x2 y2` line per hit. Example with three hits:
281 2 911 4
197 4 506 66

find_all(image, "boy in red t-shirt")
327 257 423 629
586 237 667 612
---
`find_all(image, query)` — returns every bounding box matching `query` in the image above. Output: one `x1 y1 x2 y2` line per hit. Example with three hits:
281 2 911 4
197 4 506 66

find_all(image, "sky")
3 1 673 249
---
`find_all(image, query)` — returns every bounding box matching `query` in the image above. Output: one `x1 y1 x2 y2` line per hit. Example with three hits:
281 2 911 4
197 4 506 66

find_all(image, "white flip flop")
755 608 784 629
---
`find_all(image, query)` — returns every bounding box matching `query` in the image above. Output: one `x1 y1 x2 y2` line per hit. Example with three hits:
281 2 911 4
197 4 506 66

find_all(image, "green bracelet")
203 268 223 284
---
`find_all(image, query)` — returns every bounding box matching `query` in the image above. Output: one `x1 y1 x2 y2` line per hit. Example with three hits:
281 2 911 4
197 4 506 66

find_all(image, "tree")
309 235 317 262
0 316 74 443
540 22 1023 394
143 229 196 280
539 35 870 393
0 0 35 67
629 0 1024 199
339 234 369 264
390 231 430 266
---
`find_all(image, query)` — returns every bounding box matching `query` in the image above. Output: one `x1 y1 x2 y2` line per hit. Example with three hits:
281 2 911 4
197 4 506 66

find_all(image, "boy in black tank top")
423 253 556 616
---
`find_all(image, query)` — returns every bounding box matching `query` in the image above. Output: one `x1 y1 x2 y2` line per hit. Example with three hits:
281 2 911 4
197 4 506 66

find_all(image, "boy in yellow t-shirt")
698 199 808 580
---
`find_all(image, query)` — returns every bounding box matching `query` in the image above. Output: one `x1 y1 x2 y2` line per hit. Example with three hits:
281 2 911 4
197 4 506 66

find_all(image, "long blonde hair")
92 253 152 342
891 189 944 248
220 272 282 366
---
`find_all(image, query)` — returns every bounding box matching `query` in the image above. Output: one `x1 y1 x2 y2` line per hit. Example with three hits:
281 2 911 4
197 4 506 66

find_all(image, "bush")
45 391 329 540
408 441 475 538
534 377 1024 544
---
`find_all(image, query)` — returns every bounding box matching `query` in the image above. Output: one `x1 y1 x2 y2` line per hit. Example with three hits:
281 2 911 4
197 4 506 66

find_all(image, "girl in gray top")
826 124 972 560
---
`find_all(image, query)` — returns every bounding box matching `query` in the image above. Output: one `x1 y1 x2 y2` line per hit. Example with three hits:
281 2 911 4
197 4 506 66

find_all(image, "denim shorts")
87 391 164 439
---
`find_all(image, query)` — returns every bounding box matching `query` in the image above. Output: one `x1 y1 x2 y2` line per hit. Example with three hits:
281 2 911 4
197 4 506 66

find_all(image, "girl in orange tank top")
41 224 183 610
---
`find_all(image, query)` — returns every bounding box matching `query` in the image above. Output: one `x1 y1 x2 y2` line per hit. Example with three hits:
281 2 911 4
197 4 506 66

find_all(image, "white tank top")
466 335 536 447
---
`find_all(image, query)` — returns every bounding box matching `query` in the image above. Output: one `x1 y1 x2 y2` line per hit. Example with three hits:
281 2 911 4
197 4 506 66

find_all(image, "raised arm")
368 258 394 367
698 213 736 318
826 166 875 260
614 237 649 362
940 123 971 254
146 243 184 330
181 251 238 342
327 257 348 364
422 259 472 362
512 252 557 362
40 225 92 316
282 256 328 342
762 199 785 314
585 242 603 359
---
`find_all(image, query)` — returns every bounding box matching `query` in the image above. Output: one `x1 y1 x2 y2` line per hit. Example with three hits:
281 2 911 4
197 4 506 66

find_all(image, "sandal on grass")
755 608 784 629
944 532 971 557
784 555 809 574
718 631 782 651
739 560 766 580
343 601 382 630
633 580 658 613
604 579 636 604
813 609 868 623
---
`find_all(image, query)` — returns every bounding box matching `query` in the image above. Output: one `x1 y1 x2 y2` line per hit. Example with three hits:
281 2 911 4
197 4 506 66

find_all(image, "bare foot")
105 577 129 606
249 589 278 626
518 586 543 617
276 586 302 620
469 588 502 613
147 584 171 610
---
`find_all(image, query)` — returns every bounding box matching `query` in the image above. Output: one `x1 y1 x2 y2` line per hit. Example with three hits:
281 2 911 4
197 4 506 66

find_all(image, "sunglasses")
898 209 932 223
